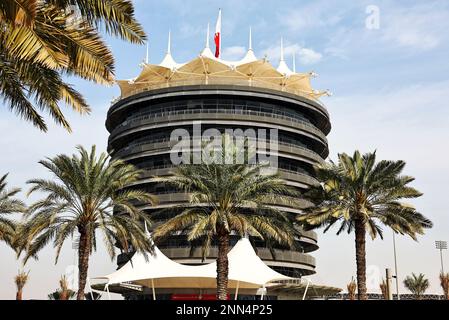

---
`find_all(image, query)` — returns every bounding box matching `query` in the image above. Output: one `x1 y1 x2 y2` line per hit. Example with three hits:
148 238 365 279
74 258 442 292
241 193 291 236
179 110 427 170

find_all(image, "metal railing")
161 246 316 266
112 108 326 139
114 138 324 161
136 164 318 185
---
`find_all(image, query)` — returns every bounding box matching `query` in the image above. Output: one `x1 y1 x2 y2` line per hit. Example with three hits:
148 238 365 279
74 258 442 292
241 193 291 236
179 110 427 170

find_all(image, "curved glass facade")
106 85 331 297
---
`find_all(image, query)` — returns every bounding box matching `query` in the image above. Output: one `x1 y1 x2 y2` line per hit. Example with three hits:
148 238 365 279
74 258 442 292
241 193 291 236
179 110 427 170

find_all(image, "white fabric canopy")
95 238 292 290
116 31 330 101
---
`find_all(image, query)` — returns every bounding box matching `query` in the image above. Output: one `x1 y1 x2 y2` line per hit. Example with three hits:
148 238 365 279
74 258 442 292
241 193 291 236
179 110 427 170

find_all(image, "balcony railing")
132 165 319 186
113 138 324 162
111 108 326 141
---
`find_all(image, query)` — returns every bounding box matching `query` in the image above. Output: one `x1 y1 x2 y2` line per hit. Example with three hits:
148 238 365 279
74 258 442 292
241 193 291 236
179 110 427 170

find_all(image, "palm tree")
47 275 78 300
48 275 77 300
48 289 76 300
21 145 157 300
404 273 429 299
58 275 70 300
0 173 26 248
153 161 300 300
440 273 449 300
0 0 146 131
298 151 432 300
379 279 388 299
347 278 357 300
15 270 29 300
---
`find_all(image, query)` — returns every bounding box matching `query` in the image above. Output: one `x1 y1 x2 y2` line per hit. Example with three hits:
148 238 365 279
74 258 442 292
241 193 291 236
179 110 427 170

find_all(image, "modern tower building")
105 31 331 299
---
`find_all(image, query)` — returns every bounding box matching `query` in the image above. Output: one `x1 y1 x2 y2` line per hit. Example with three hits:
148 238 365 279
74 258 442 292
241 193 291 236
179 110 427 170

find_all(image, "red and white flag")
214 9 222 58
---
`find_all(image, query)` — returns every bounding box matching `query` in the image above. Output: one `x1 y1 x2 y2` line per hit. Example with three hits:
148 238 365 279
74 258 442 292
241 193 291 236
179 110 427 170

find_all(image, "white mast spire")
280 37 284 61
145 41 149 64
160 29 180 70
237 26 257 65
249 27 253 50
206 23 210 48
201 23 214 58
167 30 171 54
277 37 292 75
292 51 296 73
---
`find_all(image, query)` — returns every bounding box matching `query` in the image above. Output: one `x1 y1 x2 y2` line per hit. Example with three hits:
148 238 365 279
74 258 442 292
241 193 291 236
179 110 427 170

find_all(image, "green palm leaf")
21 145 157 299
299 150 432 300
0 0 146 130
153 143 300 300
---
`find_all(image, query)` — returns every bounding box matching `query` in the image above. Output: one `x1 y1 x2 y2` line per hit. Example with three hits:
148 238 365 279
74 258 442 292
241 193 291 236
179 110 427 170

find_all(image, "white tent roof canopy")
95 237 293 290
116 30 330 102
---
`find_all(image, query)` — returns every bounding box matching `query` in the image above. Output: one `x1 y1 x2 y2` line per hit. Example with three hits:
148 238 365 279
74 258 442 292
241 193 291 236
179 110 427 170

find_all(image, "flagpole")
214 8 222 59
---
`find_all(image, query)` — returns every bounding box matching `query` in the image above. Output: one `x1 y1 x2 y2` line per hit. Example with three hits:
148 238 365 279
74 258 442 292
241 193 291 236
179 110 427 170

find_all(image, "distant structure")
105 27 331 299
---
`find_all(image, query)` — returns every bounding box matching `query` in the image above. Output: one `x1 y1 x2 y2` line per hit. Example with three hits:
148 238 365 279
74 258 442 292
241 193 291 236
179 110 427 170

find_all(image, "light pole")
392 232 400 300
435 240 447 274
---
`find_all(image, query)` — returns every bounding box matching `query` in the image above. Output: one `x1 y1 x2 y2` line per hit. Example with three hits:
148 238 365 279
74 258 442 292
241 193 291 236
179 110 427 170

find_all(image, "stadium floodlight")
435 240 447 274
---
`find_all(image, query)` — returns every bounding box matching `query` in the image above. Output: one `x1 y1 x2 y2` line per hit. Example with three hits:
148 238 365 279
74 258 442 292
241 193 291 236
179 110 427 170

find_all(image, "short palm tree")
347 278 357 300
48 275 76 300
297 151 432 300
48 289 76 300
0 173 26 248
58 275 71 300
440 273 449 300
404 273 429 299
379 279 388 299
21 145 157 300
153 160 300 300
15 270 29 300
0 0 146 131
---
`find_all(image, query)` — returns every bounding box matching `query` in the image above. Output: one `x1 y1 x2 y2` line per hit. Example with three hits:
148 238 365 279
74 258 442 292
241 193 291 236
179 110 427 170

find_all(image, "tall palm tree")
15 270 29 300
297 151 432 300
153 160 300 300
404 273 429 299
440 273 449 300
0 173 26 248
21 145 157 300
0 0 146 131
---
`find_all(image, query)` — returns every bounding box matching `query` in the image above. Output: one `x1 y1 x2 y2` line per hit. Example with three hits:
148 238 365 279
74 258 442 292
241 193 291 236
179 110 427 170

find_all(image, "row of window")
122 134 309 152
157 236 305 252
124 99 313 125
135 159 312 176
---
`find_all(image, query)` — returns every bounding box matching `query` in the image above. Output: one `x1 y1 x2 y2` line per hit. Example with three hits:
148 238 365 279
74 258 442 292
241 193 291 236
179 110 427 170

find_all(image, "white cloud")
323 2 449 59
221 46 246 60
278 1 346 31
320 80 449 294
381 5 449 51
298 48 323 65
262 43 322 66
327 80 449 166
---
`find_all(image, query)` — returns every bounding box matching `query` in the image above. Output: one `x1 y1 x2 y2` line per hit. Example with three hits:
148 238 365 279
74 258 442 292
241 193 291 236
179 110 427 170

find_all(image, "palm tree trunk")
60 291 68 300
216 228 230 300
16 290 22 300
354 219 367 300
77 229 90 300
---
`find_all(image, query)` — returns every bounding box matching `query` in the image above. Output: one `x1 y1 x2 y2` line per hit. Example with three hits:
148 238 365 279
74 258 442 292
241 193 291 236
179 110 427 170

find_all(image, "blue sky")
1 0 449 299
